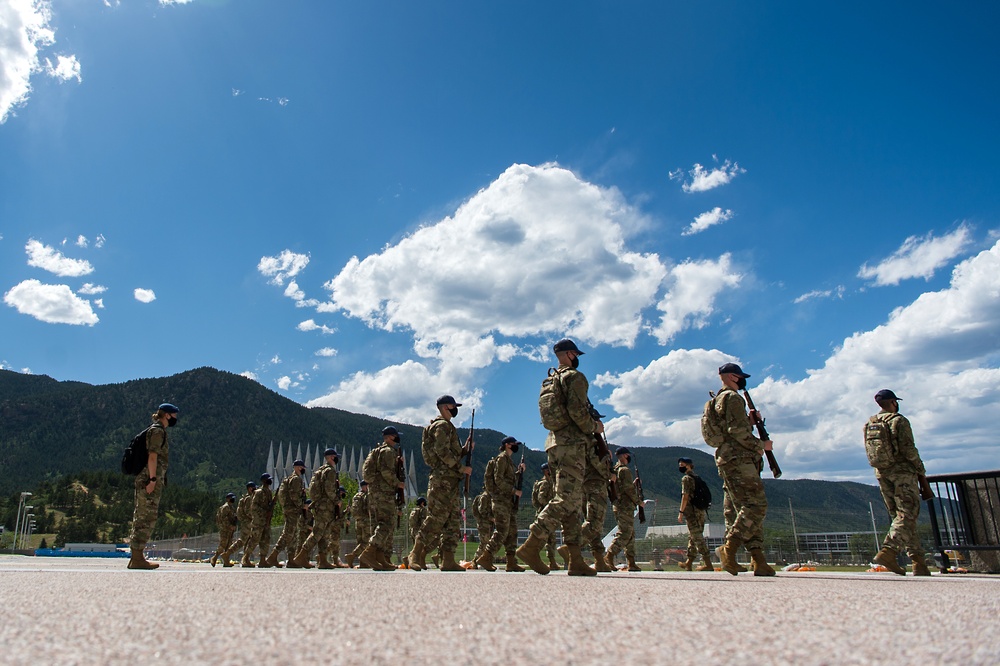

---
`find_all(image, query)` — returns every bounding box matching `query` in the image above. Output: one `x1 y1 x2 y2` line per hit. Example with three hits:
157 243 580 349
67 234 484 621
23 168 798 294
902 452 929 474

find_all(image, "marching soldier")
606 447 641 572
531 463 563 571
289 448 341 569
580 445 614 572
475 436 526 572
406 395 475 572
359 427 404 571
346 481 371 567
221 482 255 566
676 457 714 571
243 473 275 568
265 459 307 567
470 490 492 568
210 492 237 567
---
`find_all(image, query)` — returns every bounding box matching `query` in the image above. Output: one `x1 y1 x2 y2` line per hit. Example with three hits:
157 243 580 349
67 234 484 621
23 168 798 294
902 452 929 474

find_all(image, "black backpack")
691 474 713 511
121 426 152 475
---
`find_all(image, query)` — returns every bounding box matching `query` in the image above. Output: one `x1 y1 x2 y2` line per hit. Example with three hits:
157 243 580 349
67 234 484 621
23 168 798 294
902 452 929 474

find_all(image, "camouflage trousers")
328 517 345 560
273 508 303 555
580 477 609 554
247 516 272 560
683 507 711 561
368 491 397 553
609 503 636 557
718 456 767 550
530 434 586 546
354 519 372 551
296 514 312 554
129 475 163 550
300 505 336 558
214 528 235 557
417 474 462 552
876 468 922 556
224 529 250 556
486 496 518 555
472 507 492 560
723 487 736 533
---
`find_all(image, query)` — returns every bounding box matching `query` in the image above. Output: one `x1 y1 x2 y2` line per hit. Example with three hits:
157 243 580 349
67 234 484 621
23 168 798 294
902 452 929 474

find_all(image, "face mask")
448 407 459 417
736 377 747 390
570 355 580 369
167 416 177 427
510 444 519 454
393 436 400 444
678 467 687 474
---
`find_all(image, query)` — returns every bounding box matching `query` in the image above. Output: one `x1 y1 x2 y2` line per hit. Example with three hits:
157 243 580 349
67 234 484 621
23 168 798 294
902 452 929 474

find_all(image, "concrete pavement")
0 555 997 665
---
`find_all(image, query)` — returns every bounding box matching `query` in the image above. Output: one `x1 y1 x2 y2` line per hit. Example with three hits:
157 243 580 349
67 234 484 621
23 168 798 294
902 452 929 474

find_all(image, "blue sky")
2 1 998 483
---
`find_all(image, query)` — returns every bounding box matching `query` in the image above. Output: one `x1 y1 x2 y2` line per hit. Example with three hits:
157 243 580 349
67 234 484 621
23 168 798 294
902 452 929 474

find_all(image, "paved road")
0 556 997 665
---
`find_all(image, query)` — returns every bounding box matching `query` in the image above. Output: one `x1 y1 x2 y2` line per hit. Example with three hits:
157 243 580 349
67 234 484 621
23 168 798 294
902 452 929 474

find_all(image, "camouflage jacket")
550 365 597 439
281 472 306 512
351 491 369 525
216 501 237 530
532 477 554 511
486 452 516 500
867 410 926 475
251 484 274 520
613 461 639 509
707 387 764 463
421 417 463 481
236 493 254 525
365 443 400 495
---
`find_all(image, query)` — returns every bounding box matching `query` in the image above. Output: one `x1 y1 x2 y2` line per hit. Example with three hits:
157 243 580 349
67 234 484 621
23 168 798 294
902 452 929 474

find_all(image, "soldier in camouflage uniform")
243 473 275 568
606 447 641 571
406 395 474 572
296 499 313 556
701 362 774 576
532 463 564 570
210 492 237 567
475 437 526 572
265 459 307 567
330 488 348 566
346 481 371 567
222 482 256 566
469 490 492 567
517 339 602 576
580 447 614 572
867 389 932 576
676 457 714 571
409 496 428 544
289 449 340 569
128 403 178 570
360 427 404 571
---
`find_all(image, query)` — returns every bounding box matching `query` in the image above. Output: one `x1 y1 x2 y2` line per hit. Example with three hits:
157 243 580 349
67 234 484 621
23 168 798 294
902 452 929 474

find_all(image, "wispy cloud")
43 54 81 83
858 225 973 286
4 279 99 325
670 157 745 193
25 240 94 277
315 347 338 357
259 250 309 286
794 285 845 304
134 288 156 303
682 207 734 236
78 283 107 295
297 319 336 335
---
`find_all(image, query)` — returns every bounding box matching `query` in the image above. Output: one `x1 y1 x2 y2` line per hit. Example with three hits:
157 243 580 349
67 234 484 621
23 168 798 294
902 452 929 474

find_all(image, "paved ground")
0 555 997 665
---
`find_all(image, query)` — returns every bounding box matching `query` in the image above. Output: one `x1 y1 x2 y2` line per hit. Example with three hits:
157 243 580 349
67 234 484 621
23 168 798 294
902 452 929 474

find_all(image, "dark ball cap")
324 448 339 457
260 473 272 482
540 463 549 471
553 338 584 354
875 389 901 402
718 362 750 378
616 447 631 456
226 492 236 500
293 459 305 467
246 481 257 489
305 498 313 504
678 457 693 465
436 394 462 406
158 403 179 414
382 426 400 437
417 496 427 505
501 436 517 445
360 480 368 487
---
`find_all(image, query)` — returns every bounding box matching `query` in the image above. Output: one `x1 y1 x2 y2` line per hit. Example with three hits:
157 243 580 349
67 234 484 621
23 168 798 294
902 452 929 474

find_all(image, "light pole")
12 492 31 550
19 512 35 550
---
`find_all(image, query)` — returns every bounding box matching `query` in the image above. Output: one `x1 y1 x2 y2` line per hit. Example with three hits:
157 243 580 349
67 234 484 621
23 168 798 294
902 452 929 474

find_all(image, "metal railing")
925 470 1000 573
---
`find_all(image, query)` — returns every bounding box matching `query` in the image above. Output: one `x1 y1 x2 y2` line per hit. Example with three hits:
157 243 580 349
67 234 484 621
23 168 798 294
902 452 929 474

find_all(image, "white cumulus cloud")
314 347 338 357
858 225 973 286
652 254 741 344
682 207 734 236
78 283 106 295
43 53 80 82
134 288 156 303
258 250 309 286
25 239 94 277
4 279 99 325
297 319 335 335
670 159 745 193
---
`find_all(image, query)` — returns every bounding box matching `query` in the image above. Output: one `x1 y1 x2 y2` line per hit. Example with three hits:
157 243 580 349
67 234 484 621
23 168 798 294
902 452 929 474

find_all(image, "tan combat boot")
127 548 158 570
593 545 613 572
210 553 219 567
475 549 496 571
696 547 714 571
286 547 314 569
716 545 746 573
440 550 466 572
910 551 932 577
604 547 619 571
567 544 597 577
316 553 335 570
406 536 428 571
547 549 563 571
719 537 744 576
677 559 693 571
431 552 441 569
557 544 570 566
749 548 775 576
515 532 551 575
505 551 525 572
626 555 642 572
222 551 234 567
358 544 381 569
262 549 281 568
873 546 906 575
344 547 359 568
377 548 397 571
240 553 255 568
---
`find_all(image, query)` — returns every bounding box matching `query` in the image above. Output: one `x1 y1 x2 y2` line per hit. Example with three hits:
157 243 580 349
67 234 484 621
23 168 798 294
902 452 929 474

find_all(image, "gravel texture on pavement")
0 555 997 665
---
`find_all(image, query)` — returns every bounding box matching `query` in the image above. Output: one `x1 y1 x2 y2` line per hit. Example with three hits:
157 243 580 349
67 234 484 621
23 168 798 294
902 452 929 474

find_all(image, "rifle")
513 451 525 509
632 452 646 524
463 408 476 498
587 401 617 502
395 448 406 528
742 388 783 479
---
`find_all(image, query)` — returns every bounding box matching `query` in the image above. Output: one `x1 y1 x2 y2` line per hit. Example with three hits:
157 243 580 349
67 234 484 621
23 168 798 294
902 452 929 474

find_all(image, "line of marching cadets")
191 337 933 576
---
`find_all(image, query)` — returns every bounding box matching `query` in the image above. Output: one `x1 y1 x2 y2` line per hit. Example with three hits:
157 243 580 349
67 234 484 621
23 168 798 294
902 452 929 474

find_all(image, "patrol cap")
293 459 305 467
158 403 179 413
360 480 368 487
616 447 631 456
678 457 693 465
718 362 750 378
382 426 400 437
875 389 901 402
305 498 313 505
436 394 462 406
226 492 236 500
260 473 272 482
501 436 517 445
324 447 339 458
553 338 584 354
417 496 427 505
540 463 549 471
246 481 257 489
